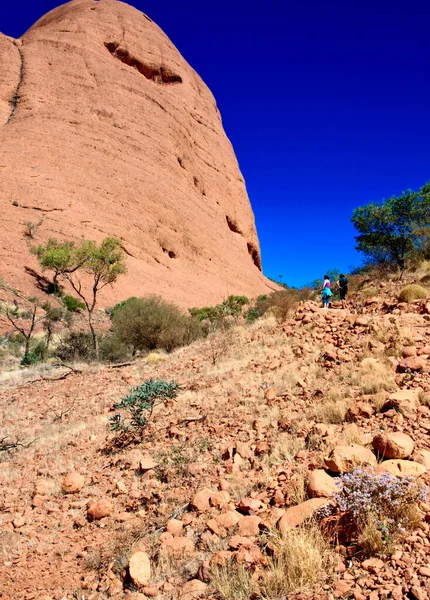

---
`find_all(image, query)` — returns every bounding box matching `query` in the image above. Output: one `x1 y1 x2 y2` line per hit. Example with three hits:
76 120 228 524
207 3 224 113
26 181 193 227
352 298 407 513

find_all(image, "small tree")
5 304 38 363
33 237 127 357
351 185 430 274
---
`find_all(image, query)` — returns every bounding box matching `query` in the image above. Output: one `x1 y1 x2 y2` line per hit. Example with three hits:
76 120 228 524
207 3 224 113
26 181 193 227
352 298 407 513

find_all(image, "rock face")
0 0 275 308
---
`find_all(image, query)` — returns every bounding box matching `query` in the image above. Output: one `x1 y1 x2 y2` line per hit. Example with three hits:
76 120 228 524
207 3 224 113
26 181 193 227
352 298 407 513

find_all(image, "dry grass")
314 399 348 424
258 525 333 598
343 357 396 395
211 561 254 600
398 284 428 302
267 432 305 465
358 514 388 557
211 524 334 599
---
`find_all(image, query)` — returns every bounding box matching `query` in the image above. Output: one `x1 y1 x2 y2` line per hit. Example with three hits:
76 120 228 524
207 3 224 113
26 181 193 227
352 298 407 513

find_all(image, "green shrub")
112 296 203 353
33 340 48 360
57 331 95 362
421 274 430 285
99 334 130 363
20 351 39 367
189 295 249 328
63 295 85 312
398 284 428 303
110 378 182 438
110 297 138 319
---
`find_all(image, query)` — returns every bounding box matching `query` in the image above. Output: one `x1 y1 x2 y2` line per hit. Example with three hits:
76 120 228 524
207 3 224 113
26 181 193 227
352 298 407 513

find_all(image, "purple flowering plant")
333 467 426 530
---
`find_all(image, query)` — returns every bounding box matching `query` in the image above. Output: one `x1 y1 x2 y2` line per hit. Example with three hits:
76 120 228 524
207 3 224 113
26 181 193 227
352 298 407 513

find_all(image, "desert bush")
190 295 249 328
398 284 428 302
98 334 130 363
112 296 203 353
315 400 347 424
420 274 430 285
57 331 95 362
253 288 313 323
62 295 85 312
20 351 39 367
110 378 181 439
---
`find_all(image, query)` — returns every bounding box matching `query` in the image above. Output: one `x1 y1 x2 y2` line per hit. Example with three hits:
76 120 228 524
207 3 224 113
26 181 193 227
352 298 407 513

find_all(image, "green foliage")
63 295 85 312
110 378 182 437
33 237 127 354
20 351 39 367
398 284 428 303
112 296 203 353
351 184 430 270
189 295 249 326
110 297 137 319
98 334 130 363
57 331 95 362
311 268 341 290
33 340 48 360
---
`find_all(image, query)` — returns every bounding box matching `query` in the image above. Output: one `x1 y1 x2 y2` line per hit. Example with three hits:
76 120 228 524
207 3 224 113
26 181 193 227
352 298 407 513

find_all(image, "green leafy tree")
351 185 430 273
33 237 126 356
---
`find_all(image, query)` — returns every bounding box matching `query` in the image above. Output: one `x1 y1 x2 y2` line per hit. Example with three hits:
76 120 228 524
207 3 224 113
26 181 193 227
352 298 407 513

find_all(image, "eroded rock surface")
0 0 275 307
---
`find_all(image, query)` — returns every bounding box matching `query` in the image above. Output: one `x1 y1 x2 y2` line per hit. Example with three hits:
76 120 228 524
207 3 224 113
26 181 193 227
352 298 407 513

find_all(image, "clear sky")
2 0 430 287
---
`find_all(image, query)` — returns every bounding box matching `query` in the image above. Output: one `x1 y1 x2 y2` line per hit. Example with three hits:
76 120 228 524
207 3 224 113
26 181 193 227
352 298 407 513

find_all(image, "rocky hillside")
0 0 275 308
0 275 429 599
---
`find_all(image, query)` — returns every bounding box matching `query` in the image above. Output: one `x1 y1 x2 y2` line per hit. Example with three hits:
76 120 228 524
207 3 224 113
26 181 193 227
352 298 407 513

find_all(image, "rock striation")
0 0 275 307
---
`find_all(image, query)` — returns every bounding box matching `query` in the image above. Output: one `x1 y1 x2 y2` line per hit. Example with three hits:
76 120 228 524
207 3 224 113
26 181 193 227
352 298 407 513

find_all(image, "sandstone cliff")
0 0 275 307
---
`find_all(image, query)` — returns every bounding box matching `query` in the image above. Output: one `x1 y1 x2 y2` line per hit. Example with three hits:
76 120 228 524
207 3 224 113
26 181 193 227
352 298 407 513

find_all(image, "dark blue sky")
2 0 430 287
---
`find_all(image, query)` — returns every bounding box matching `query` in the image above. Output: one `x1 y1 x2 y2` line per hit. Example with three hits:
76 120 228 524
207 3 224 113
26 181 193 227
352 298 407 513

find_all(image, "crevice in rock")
226 216 242 235
120 243 136 258
104 42 182 84
6 41 24 125
162 247 176 259
177 157 185 169
247 242 262 271
19 205 65 213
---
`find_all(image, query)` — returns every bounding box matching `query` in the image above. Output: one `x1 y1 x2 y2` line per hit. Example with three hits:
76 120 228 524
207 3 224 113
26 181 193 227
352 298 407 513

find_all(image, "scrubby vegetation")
110 378 182 440
112 295 203 354
398 284 428 303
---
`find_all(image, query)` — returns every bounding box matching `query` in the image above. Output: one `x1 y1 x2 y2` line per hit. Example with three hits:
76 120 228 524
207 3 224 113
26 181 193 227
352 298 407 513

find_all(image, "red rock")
372 432 414 459
0 1 274 309
235 442 253 459
324 445 377 473
87 498 112 521
333 580 352 598
215 510 244 531
238 497 262 514
179 579 207 600
413 449 430 469
264 387 277 401
61 472 85 494
160 536 194 556
166 519 183 536
419 567 430 577
278 498 330 532
129 551 151 588
139 456 158 472
210 491 230 508
237 515 261 536
210 550 233 565
397 357 425 372
376 459 427 477
307 470 338 498
361 557 384 572
191 488 214 512
346 403 375 420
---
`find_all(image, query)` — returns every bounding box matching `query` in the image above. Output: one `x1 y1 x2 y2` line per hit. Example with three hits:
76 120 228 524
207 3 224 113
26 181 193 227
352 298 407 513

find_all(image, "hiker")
321 274 332 309
337 273 349 308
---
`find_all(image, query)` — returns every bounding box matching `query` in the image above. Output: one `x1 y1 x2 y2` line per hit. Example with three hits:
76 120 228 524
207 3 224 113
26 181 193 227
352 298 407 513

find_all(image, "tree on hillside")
351 185 430 274
33 237 127 356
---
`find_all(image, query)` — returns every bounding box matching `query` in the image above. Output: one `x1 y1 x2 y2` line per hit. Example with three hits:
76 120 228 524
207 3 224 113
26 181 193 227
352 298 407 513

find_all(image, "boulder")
324 445 377 473
308 470 338 498
278 498 330 532
179 580 208 600
376 459 427 477
412 449 430 469
372 432 414 459
237 515 261 536
397 357 426 373
61 472 85 494
87 498 112 521
129 551 151 588
160 535 194 556
0 0 274 309
191 488 214 512
139 456 158 472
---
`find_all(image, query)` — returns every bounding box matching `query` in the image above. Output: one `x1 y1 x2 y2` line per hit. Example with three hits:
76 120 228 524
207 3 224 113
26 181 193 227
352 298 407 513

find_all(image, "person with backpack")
321 274 332 309
337 273 349 308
